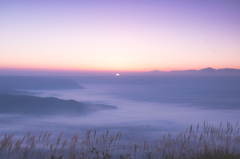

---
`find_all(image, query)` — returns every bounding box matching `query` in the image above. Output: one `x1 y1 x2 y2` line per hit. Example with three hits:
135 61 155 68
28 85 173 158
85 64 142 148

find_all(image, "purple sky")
1 0 240 74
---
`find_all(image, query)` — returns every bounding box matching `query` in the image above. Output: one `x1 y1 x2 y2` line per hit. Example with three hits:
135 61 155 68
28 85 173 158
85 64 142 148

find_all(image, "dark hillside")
0 76 84 90
0 94 117 116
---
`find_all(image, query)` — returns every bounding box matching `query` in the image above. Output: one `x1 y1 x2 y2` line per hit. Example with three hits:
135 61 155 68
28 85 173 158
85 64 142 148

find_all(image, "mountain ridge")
146 67 240 76
0 94 117 116
0 76 84 90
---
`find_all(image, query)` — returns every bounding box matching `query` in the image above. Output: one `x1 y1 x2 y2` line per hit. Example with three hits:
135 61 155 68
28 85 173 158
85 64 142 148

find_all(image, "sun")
116 73 119 76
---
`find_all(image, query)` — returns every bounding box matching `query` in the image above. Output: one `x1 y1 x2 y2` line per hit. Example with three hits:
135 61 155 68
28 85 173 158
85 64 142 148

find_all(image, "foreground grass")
0 122 240 159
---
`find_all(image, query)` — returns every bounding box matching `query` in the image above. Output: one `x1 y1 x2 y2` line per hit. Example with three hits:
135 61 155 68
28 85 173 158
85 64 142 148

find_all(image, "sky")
0 0 240 73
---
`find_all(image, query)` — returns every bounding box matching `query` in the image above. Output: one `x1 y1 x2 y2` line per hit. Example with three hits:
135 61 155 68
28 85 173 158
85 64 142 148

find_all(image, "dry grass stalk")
0 122 239 159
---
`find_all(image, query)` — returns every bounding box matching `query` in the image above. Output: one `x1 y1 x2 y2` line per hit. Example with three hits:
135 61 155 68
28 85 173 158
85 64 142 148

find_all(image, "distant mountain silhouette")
199 67 217 72
0 76 84 90
0 94 117 116
145 67 240 76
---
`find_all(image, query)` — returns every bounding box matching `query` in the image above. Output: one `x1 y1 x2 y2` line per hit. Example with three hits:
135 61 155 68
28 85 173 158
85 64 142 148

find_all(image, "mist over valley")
0 75 239 145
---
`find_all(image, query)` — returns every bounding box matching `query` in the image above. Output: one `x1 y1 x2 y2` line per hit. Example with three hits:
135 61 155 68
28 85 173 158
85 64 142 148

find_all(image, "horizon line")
1 67 240 73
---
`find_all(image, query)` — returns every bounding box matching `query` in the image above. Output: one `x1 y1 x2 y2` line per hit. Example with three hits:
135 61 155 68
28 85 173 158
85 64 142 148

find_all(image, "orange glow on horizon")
1 66 239 73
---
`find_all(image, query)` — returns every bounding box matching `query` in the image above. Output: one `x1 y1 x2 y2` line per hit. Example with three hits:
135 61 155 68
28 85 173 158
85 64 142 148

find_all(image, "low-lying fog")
0 76 240 144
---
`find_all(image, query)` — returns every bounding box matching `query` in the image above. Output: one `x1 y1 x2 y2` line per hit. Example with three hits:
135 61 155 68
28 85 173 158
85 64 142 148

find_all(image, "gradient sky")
1 0 240 72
